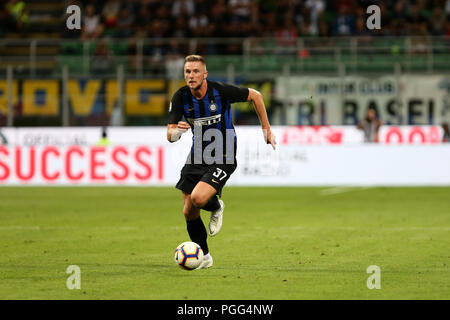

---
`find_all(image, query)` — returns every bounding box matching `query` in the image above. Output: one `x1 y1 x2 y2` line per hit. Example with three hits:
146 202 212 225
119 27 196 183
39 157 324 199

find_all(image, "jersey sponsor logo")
187 114 221 126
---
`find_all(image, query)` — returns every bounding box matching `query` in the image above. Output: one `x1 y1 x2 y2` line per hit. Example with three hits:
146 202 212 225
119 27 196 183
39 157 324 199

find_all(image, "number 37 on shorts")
202 164 236 194
212 168 227 181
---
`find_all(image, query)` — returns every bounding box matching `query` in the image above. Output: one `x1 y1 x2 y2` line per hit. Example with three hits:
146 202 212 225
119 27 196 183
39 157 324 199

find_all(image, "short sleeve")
217 82 249 104
167 90 184 124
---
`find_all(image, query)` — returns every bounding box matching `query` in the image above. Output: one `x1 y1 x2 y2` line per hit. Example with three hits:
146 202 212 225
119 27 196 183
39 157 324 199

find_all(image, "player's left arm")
247 88 276 150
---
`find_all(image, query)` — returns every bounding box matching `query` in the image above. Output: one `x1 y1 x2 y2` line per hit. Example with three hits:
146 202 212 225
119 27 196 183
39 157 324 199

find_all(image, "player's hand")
263 128 277 150
167 122 190 142
177 121 190 133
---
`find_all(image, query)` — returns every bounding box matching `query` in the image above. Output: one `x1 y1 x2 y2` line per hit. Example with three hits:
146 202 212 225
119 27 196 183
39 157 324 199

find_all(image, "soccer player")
167 55 276 269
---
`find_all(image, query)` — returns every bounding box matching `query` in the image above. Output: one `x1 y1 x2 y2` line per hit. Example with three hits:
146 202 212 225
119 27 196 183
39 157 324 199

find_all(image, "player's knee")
190 193 208 208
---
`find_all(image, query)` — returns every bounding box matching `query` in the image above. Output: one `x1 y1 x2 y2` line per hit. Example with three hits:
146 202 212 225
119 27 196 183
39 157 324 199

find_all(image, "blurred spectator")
446 19 450 37
406 4 428 35
0 4 13 34
354 16 371 36
165 39 185 78
294 3 310 36
305 0 325 36
84 0 104 14
172 16 191 38
166 39 183 58
127 37 139 74
0 128 7 145
261 11 277 37
227 0 252 40
147 38 165 75
134 3 150 37
390 0 409 35
318 15 329 36
96 127 111 146
148 19 167 38
149 5 171 38
429 7 447 36
188 9 209 37
172 0 195 17
102 0 121 28
5 0 29 31
276 14 298 53
91 39 114 73
332 4 355 36
116 6 135 38
81 4 104 39
228 0 252 23
258 0 277 16
357 108 382 143
442 123 450 143
334 0 357 12
210 1 229 39
393 0 409 18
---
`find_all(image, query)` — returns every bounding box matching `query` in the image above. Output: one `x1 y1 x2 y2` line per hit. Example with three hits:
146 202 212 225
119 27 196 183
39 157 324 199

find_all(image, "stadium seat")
407 55 428 72
61 42 83 55
58 56 84 73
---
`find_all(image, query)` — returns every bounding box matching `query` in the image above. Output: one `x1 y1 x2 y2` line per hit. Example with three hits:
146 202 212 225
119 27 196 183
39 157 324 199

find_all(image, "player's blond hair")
185 55 206 65
184 55 207 72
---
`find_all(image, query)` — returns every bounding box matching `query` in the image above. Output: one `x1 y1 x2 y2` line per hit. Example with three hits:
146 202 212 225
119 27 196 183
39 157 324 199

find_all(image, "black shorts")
175 163 237 197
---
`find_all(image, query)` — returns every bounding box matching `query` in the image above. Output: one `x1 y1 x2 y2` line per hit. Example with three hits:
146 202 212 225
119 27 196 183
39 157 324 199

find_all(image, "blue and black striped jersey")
168 80 249 165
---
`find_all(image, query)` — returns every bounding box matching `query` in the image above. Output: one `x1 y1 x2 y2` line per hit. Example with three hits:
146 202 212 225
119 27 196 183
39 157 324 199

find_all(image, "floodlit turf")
0 186 449 300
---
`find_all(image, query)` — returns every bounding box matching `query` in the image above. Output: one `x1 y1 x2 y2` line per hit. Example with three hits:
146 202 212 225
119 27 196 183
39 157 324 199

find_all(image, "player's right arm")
167 90 190 143
167 122 190 142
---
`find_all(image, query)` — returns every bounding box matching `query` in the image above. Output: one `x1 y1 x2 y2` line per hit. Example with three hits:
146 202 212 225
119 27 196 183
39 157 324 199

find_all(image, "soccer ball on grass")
174 241 204 270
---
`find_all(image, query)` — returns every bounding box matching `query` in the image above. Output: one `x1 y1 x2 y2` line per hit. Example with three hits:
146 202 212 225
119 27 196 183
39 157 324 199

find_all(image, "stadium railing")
0 36 449 77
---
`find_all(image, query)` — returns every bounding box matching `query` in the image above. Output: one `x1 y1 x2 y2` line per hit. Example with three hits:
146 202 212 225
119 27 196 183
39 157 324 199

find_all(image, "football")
174 241 204 270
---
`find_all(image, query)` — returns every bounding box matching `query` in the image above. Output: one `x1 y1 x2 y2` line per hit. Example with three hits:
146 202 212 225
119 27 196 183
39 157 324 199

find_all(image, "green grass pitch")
0 186 449 300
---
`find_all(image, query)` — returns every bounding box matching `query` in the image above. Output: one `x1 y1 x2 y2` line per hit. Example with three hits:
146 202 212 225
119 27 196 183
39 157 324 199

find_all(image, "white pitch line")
0 226 138 231
319 187 370 196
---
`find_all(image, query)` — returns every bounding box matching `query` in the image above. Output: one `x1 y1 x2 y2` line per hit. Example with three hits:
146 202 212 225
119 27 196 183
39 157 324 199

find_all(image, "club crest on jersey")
209 102 217 112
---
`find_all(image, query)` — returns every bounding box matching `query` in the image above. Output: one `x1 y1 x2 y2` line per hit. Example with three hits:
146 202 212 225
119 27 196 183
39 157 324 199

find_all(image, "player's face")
184 61 207 91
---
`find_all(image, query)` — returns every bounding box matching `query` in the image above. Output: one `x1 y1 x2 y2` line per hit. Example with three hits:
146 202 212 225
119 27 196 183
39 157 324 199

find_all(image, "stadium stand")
0 0 449 127
0 0 449 76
